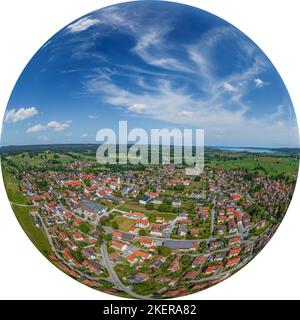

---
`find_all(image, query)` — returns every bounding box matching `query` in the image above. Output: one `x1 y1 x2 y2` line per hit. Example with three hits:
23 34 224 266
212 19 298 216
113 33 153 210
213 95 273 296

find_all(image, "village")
2 150 296 299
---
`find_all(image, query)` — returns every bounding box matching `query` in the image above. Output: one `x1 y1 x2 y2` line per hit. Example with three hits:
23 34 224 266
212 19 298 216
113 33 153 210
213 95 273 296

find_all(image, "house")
109 252 120 262
126 249 152 264
58 232 69 241
83 260 104 274
135 219 150 228
163 288 186 298
128 273 149 283
150 255 166 269
184 270 200 280
73 232 84 241
78 200 107 217
155 275 172 283
84 185 98 194
31 194 42 203
171 199 182 208
82 278 99 287
150 223 164 237
45 201 57 211
228 246 241 258
216 225 227 235
111 231 134 242
228 237 241 246
63 212 73 221
177 225 188 237
82 247 97 260
167 256 180 272
243 213 251 227
68 241 78 251
155 216 165 223
163 240 198 251
138 237 154 248
64 180 81 188
112 231 122 240
196 205 210 220
111 240 127 252
192 255 207 268
231 193 241 201
217 215 227 224
211 252 225 262
127 253 138 264
139 195 151 205
227 218 237 233
177 211 188 220
204 264 222 275
133 250 152 261
225 257 240 268
103 194 124 203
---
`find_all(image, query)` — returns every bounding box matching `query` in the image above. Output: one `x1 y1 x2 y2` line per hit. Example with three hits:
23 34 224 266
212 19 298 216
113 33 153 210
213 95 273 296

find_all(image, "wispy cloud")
67 17 99 33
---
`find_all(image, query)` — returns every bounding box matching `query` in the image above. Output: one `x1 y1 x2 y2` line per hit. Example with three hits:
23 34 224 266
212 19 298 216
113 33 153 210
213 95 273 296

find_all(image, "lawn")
111 216 136 232
117 202 177 221
1 168 29 205
12 204 51 256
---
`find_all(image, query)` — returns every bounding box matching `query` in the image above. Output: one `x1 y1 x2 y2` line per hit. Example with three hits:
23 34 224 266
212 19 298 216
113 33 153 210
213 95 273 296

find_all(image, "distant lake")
215 146 275 154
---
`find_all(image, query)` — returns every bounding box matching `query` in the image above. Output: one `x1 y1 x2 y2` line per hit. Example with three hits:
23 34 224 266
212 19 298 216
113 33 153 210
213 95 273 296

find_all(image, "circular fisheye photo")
0 1 299 299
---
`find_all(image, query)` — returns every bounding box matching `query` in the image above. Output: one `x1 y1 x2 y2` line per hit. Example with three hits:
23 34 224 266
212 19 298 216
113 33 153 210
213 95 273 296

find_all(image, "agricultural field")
1 168 29 205
207 152 298 179
12 204 51 256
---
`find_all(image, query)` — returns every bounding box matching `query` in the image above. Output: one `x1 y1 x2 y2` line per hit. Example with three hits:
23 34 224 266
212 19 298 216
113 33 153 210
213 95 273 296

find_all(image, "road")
38 213 104 281
103 225 247 243
100 241 154 300
10 201 37 207
210 207 215 238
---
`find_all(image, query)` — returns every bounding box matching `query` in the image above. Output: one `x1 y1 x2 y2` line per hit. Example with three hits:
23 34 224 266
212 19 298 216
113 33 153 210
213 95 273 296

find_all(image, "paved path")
10 201 37 207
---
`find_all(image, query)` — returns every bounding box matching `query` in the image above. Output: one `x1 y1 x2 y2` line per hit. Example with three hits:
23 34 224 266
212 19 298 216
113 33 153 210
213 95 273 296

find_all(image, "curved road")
101 241 154 300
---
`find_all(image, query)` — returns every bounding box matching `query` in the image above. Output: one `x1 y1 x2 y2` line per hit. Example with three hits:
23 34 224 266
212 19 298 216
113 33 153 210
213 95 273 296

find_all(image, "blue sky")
1 0 299 147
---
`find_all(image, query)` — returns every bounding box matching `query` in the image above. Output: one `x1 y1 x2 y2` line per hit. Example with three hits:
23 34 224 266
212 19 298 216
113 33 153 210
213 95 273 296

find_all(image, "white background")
0 0 299 300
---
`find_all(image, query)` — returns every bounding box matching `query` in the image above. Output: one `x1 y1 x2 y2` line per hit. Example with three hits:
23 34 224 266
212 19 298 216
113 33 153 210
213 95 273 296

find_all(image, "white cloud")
67 17 99 33
223 82 237 92
5 107 38 123
88 115 98 119
26 124 46 133
47 121 70 132
65 133 73 137
254 78 265 88
81 133 88 138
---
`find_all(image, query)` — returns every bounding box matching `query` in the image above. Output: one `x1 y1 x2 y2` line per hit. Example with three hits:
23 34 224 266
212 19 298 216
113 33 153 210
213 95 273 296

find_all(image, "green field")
208 153 298 178
117 202 177 221
1 168 29 205
111 216 136 232
6 151 74 166
12 204 51 256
